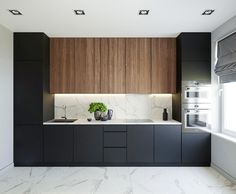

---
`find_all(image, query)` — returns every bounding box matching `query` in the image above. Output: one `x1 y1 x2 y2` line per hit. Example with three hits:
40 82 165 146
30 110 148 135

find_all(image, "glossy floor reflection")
0 166 235 194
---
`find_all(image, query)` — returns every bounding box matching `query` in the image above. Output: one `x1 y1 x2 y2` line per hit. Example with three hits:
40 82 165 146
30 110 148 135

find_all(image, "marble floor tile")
0 167 235 194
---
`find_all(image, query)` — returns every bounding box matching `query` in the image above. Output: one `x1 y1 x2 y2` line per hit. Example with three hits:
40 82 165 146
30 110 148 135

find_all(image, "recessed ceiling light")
202 9 215 15
9 9 22 15
139 10 150 15
74 10 85 15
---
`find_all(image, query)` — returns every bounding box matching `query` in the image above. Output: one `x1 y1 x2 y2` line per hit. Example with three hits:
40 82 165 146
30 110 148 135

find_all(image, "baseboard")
211 163 236 184
0 163 14 175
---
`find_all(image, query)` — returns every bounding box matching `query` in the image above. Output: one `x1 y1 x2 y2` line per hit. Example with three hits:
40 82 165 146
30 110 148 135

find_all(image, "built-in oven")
182 81 211 104
182 104 211 133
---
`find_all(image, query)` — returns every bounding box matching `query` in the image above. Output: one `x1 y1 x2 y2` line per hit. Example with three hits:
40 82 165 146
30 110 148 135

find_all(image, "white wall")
0 24 13 170
211 15 236 180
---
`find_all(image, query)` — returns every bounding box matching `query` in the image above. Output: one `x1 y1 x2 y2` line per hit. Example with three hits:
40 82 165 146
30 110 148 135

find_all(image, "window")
222 82 236 137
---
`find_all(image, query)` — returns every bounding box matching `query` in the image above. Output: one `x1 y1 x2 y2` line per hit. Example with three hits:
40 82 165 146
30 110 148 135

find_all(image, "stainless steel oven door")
182 86 211 104
182 104 211 132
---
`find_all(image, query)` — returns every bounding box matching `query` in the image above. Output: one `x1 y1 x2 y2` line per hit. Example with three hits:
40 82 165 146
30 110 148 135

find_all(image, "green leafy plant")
88 102 107 113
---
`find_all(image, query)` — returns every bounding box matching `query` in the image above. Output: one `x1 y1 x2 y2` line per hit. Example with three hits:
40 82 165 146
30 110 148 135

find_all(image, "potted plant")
88 102 107 120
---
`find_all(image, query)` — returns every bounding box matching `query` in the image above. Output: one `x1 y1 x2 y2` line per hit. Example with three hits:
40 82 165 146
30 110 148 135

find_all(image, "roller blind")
215 32 236 83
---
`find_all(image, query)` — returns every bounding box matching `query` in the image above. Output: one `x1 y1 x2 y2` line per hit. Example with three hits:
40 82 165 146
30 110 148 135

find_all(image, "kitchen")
0 0 236 193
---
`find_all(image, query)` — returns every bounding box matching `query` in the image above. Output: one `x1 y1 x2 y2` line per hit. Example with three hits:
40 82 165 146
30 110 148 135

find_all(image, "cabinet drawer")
104 132 126 147
104 148 126 163
104 125 126 132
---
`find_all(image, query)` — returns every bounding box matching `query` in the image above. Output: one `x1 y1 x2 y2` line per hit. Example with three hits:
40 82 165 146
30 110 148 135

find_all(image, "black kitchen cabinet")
14 125 43 165
14 33 54 166
14 33 54 125
74 126 103 163
14 33 47 61
104 132 127 147
104 125 126 132
44 125 74 164
154 125 181 164
176 32 211 82
181 61 211 81
182 132 211 166
104 148 127 163
173 32 211 123
14 62 43 124
127 125 154 163
178 33 211 62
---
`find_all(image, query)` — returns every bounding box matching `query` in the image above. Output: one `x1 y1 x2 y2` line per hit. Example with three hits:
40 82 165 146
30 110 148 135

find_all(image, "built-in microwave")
182 104 211 133
182 81 211 104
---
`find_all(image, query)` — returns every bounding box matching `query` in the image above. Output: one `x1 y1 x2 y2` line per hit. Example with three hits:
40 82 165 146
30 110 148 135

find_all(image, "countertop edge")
43 119 182 125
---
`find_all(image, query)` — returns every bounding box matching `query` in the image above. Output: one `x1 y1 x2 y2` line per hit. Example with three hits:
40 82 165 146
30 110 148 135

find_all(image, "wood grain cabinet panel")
126 38 152 93
50 38 75 93
101 38 126 93
49 38 177 94
151 38 176 93
75 38 101 93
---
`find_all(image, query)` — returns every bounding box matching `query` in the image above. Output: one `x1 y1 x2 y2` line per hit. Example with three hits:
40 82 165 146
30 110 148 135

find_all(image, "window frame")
221 82 236 138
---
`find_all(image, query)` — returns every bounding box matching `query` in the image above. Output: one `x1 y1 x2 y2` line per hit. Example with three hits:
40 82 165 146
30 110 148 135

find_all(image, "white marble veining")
54 94 172 120
0 166 235 194
44 119 181 125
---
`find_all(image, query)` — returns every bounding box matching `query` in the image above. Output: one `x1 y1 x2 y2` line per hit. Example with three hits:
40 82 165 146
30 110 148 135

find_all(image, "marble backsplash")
54 94 172 120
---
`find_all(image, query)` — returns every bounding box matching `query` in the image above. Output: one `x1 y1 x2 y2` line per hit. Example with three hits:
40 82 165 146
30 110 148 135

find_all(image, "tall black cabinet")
173 33 211 122
14 33 54 165
172 32 211 166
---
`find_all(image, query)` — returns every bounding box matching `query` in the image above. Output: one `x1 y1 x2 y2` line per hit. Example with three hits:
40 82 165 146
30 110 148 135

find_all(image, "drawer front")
104 132 127 147
104 148 127 163
104 125 126 132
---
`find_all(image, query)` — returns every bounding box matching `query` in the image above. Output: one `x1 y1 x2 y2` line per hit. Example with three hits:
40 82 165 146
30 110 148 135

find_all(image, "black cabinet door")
104 148 127 163
75 126 103 163
182 61 211 82
44 125 74 163
180 33 211 61
14 33 45 61
104 125 126 132
14 125 43 164
104 132 127 147
154 125 181 164
182 132 211 165
14 61 43 125
127 125 154 163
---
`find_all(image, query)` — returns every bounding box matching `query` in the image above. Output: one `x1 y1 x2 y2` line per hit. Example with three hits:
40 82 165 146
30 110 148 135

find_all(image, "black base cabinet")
17 124 211 166
74 126 103 164
127 125 154 163
104 148 127 163
44 126 74 164
155 125 181 165
182 132 211 166
14 125 43 165
103 125 127 164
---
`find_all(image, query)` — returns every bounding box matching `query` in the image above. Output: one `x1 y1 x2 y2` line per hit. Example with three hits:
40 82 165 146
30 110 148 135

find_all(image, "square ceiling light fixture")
9 9 22 15
74 10 85 15
139 10 150 15
202 9 215 15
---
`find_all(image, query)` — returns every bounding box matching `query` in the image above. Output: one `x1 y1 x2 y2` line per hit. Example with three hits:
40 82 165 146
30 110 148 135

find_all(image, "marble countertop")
43 118 182 125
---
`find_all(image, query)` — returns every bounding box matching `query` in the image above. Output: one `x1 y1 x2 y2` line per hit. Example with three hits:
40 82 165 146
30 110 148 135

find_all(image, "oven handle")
183 109 210 113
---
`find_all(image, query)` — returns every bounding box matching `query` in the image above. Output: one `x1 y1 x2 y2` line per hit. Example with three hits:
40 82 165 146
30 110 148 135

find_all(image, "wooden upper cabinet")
75 38 101 93
126 38 152 93
151 38 176 93
50 38 177 94
50 38 75 93
101 38 126 93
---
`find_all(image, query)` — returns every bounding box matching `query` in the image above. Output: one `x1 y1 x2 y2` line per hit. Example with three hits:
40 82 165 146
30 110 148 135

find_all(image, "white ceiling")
0 0 236 37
